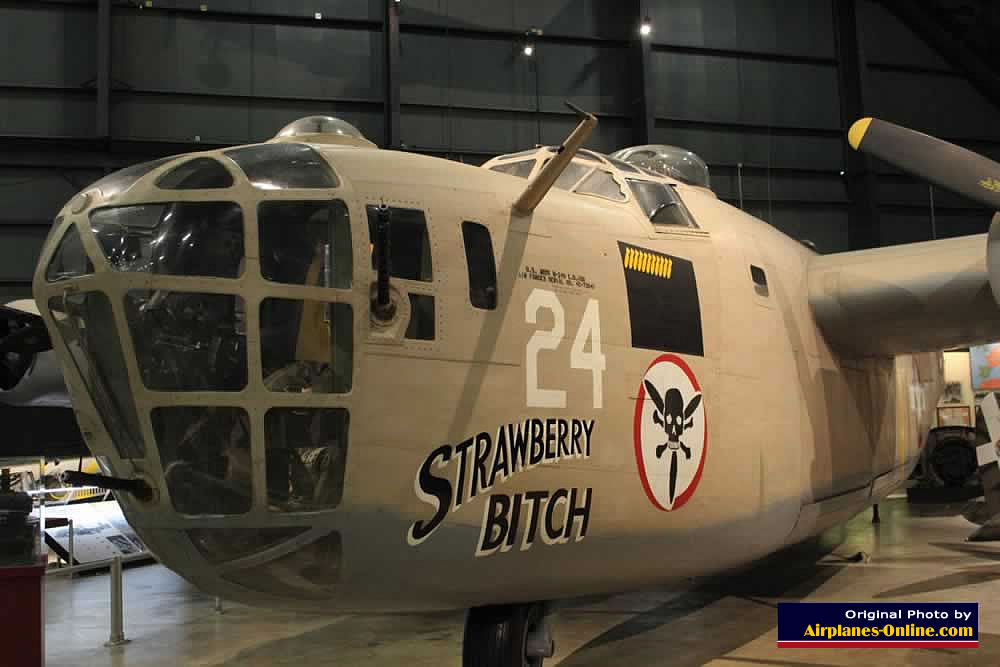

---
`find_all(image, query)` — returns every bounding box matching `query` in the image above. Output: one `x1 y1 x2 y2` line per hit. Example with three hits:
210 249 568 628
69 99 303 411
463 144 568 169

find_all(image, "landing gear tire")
463 602 552 667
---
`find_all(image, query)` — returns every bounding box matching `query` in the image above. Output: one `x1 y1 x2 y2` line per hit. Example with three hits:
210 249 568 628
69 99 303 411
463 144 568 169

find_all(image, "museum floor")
44 496 1000 666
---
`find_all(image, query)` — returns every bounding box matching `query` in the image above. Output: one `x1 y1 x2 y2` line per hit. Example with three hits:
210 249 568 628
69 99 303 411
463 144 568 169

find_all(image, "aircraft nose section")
32 146 362 607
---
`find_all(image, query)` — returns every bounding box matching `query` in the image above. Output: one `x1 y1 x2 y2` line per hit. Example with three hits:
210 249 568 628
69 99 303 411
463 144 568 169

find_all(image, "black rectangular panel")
618 241 703 356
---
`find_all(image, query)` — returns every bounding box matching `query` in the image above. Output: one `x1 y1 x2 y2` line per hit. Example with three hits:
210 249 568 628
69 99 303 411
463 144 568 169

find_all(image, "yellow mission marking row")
624 247 673 279
980 177 1000 193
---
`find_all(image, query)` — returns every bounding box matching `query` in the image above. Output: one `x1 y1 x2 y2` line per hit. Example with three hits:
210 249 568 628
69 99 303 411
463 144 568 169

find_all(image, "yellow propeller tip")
848 118 873 151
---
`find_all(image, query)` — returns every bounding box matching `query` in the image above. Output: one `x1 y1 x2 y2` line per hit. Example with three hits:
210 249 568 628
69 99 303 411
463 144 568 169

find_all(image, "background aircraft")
7 109 1000 666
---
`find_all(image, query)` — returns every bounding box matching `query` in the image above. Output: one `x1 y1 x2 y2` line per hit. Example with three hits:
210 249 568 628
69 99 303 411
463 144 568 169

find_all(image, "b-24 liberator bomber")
15 106 1000 665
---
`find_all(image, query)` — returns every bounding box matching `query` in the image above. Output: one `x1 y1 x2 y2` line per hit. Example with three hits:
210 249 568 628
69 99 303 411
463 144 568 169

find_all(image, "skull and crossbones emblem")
643 380 702 505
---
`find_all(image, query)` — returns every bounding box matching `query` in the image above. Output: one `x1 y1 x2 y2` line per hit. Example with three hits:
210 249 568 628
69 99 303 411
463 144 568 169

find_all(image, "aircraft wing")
808 229 1000 356
809 118 1000 357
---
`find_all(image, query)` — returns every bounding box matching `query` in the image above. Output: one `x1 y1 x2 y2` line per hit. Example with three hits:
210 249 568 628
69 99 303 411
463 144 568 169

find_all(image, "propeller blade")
847 117 1000 210
669 450 678 504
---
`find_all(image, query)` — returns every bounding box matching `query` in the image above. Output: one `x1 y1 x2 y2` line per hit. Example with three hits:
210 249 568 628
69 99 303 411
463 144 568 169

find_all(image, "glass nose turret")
33 134 362 605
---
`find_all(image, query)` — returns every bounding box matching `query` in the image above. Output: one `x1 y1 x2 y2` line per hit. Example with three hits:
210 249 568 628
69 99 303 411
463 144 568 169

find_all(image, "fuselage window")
490 160 534 179
366 205 433 281
259 200 352 288
406 294 435 340
156 157 234 190
627 179 698 229
462 222 498 310
576 169 626 201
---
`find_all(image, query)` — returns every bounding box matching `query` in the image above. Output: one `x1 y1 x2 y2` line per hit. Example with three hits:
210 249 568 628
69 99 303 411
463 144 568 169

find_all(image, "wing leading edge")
808 228 1000 357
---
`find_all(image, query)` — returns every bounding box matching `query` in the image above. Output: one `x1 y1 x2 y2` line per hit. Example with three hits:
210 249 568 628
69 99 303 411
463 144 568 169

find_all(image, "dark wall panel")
0 227 48 282
243 0 381 20
652 52 840 129
713 171 846 204
114 15 253 96
116 1 380 20
866 70 1000 141
113 95 250 143
115 16 381 100
401 33 535 109
516 0 627 39
0 91 95 138
0 169 100 225
653 124 843 171
252 25 383 101
401 0 623 38
743 206 848 253
651 0 835 58
537 44 630 115
540 115 632 154
858 0 951 69
113 95 382 144
0 6 95 88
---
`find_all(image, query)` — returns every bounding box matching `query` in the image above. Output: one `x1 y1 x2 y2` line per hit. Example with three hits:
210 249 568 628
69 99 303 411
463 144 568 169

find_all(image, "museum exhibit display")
4 0 1000 664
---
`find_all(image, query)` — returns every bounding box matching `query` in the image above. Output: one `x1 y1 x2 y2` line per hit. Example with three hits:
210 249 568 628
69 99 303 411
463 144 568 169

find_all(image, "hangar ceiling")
1 0 998 303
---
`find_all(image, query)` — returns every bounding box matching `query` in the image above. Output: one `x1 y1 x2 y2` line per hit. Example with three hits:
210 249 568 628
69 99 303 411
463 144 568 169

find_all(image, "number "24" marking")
525 288 606 409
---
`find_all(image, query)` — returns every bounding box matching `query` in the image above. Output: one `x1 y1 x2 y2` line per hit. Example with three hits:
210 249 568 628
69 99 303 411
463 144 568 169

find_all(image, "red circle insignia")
633 354 708 511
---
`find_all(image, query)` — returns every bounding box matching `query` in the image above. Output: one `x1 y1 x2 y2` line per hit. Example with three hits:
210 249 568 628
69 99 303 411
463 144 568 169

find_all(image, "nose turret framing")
33 141 363 605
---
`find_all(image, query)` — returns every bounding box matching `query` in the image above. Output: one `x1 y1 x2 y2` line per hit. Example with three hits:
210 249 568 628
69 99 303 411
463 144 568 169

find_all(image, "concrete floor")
44 496 1000 666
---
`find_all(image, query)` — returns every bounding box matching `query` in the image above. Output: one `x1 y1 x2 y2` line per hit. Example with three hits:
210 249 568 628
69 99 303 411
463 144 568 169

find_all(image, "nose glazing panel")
90 202 243 278
152 406 252 515
265 407 349 512
47 292 145 458
39 150 357 589
124 290 248 392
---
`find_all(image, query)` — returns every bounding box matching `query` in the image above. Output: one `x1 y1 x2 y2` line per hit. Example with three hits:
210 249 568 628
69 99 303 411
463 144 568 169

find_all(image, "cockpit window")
155 157 234 190
259 200 352 288
627 179 698 228
366 205 432 281
86 157 174 198
123 290 248 391
48 292 145 458
224 143 338 190
552 161 591 191
46 224 94 282
606 156 640 173
90 202 244 278
490 160 534 178
575 169 626 201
